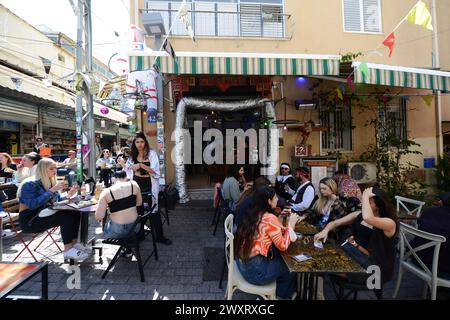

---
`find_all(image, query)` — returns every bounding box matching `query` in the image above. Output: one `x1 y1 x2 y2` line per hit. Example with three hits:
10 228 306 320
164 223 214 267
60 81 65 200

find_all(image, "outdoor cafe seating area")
1 173 450 301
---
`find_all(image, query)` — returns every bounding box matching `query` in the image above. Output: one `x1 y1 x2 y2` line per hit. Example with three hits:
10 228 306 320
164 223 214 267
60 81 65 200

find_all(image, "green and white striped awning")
353 62 450 92
129 52 341 76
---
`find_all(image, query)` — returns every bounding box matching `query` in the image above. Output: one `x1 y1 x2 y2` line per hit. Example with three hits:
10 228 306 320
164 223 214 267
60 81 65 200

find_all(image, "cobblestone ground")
2 200 449 300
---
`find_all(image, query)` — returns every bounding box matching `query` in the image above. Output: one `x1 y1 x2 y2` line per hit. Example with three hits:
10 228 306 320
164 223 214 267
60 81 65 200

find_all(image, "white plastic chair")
395 196 425 218
393 222 450 300
224 214 277 300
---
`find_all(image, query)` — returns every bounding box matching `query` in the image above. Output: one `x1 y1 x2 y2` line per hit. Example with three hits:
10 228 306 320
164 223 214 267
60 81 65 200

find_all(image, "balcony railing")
143 1 290 39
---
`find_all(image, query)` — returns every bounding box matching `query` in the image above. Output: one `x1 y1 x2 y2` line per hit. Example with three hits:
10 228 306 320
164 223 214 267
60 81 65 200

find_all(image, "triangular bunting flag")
347 76 355 92
406 0 433 31
163 38 176 60
336 87 343 100
359 62 369 78
422 95 433 107
382 32 396 57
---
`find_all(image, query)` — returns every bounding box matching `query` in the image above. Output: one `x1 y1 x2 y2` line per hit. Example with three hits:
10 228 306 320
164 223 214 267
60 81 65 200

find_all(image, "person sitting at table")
274 163 296 206
314 187 398 285
285 167 316 215
235 176 272 228
16 152 41 183
410 192 450 280
0 152 17 178
96 149 115 188
17 157 88 261
237 166 247 192
235 187 300 300
307 177 347 233
95 170 142 240
222 165 251 211
57 150 77 176
332 170 362 213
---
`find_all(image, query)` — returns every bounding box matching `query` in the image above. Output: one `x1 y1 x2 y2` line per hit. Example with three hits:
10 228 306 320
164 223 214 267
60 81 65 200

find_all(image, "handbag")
38 207 57 218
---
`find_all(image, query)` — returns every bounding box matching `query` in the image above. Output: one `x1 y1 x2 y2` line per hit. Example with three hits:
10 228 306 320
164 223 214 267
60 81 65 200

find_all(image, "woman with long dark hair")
125 132 171 245
235 187 300 299
314 187 398 284
222 165 250 211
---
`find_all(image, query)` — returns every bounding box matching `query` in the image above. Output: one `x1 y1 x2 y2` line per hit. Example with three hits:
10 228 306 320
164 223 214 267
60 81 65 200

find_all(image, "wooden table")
0 262 48 300
281 237 365 300
295 221 318 236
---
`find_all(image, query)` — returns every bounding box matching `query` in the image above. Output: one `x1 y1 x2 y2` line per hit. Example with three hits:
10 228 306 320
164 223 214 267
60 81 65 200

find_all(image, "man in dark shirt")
412 192 450 279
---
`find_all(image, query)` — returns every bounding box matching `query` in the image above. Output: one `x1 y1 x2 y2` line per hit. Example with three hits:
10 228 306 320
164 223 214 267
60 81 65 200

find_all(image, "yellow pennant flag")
422 95 434 107
336 87 343 100
406 0 433 31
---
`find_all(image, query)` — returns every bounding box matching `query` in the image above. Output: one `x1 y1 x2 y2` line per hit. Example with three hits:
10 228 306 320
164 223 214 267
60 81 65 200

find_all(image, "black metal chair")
212 187 234 236
101 196 158 282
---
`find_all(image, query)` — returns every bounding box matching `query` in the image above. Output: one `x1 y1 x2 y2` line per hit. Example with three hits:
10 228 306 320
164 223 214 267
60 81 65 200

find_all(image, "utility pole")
431 0 443 158
75 0 96 184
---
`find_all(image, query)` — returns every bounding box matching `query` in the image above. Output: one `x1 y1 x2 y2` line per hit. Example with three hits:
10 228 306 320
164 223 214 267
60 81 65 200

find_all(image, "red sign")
295 144 311 157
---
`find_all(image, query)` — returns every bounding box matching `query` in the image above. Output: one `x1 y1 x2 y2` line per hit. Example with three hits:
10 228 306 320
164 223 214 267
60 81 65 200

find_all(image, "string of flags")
381 0 433 58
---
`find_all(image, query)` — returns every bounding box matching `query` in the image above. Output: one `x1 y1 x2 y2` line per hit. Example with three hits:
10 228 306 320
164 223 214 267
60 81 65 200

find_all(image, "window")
378 98 408 143
320 99 353 152
343 0 381 33
145 0 285 38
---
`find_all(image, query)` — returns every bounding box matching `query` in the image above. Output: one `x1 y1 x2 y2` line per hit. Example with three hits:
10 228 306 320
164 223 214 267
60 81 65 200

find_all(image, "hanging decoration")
100 106 109 115
406 0 433 31
422 95 434 107
382 32 396 57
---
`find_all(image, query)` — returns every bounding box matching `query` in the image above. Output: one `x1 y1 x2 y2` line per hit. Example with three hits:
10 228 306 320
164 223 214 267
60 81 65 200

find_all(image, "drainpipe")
431 0 442 158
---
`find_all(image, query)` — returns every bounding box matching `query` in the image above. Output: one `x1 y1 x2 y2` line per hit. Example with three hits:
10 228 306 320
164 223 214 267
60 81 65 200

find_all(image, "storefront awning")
353 62 450 92
0 64 129 124
129 51 341 76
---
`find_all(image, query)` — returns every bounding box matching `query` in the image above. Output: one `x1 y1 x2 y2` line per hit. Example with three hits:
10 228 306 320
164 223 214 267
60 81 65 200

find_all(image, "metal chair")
395 196 425 228
2 199 62 262
224 214 277 300
393 222 449 300
212 187 234 236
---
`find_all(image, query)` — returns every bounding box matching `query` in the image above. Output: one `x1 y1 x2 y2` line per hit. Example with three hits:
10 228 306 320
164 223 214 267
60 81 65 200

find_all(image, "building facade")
128 0 450 199
0 4 132 156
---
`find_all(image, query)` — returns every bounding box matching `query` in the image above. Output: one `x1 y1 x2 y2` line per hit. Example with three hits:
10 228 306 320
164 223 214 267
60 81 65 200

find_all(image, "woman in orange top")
235 187 300 299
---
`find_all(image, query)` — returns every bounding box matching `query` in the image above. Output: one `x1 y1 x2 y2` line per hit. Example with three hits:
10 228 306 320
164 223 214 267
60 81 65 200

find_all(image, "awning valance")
353 62 450 92
129 51 341 76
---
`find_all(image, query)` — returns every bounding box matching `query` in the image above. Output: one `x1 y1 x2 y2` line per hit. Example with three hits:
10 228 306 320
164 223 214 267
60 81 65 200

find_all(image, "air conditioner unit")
348 162 377 184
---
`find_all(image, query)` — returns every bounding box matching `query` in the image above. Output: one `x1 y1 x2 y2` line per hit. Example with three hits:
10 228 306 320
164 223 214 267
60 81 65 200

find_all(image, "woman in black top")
314 187 398 285
274 163 296 205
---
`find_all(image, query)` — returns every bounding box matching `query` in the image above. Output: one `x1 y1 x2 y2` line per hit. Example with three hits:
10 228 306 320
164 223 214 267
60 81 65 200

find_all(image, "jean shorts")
103 220 135 239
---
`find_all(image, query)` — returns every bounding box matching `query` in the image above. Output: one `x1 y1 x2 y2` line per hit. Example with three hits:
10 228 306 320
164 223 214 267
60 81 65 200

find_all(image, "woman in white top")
95 170 142 239
16 152 41 182
124 132 171 245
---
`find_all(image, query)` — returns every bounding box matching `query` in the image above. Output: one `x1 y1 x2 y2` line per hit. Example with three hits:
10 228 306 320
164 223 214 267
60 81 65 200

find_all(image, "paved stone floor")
2 200 449 300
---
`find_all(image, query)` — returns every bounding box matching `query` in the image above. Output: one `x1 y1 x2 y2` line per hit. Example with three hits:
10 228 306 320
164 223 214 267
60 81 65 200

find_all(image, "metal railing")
142 2 290 39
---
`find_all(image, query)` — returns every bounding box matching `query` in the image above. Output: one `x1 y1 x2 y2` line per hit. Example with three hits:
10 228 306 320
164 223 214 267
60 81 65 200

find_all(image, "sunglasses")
281 168 289 171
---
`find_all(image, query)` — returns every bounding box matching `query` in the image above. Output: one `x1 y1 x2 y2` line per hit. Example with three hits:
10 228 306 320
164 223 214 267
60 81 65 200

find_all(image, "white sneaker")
64 248 89 261
0 211 8 219
73 243 92 253
2 229 15 239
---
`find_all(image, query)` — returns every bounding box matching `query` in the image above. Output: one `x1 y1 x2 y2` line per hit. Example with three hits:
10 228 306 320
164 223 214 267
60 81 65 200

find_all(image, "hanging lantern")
100 106 110 115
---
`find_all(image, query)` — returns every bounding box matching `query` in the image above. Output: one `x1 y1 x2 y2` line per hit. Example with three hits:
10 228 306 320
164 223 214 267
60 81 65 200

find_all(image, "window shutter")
240 4 262 37
217 3 238 37
363 0 380 32
193 2 216 36
343 0 362 32
261 5 283 37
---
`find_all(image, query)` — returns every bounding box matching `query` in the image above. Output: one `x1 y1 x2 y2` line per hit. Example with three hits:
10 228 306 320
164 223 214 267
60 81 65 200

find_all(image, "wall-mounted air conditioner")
348 162 377 184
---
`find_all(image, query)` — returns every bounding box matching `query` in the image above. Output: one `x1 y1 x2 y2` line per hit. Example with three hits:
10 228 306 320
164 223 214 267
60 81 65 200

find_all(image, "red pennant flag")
382 32 395 57
347 76 355 92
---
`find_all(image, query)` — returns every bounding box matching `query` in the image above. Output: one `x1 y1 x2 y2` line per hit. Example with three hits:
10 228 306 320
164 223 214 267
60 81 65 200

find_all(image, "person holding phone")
314 187 398 285
235 187 300 299
17 158 88 261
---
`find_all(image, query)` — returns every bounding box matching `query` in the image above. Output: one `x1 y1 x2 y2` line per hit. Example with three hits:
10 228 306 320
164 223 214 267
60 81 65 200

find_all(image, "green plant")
435 154 450 192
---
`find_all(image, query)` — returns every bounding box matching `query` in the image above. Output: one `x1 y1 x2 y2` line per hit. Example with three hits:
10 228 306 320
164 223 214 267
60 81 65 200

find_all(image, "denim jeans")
236 249 296 299
342 242 371 284
103 220 135 239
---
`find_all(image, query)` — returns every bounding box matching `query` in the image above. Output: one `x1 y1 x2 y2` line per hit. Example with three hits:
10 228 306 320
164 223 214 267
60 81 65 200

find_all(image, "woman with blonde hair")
308 177 347 231
18 158 88 260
